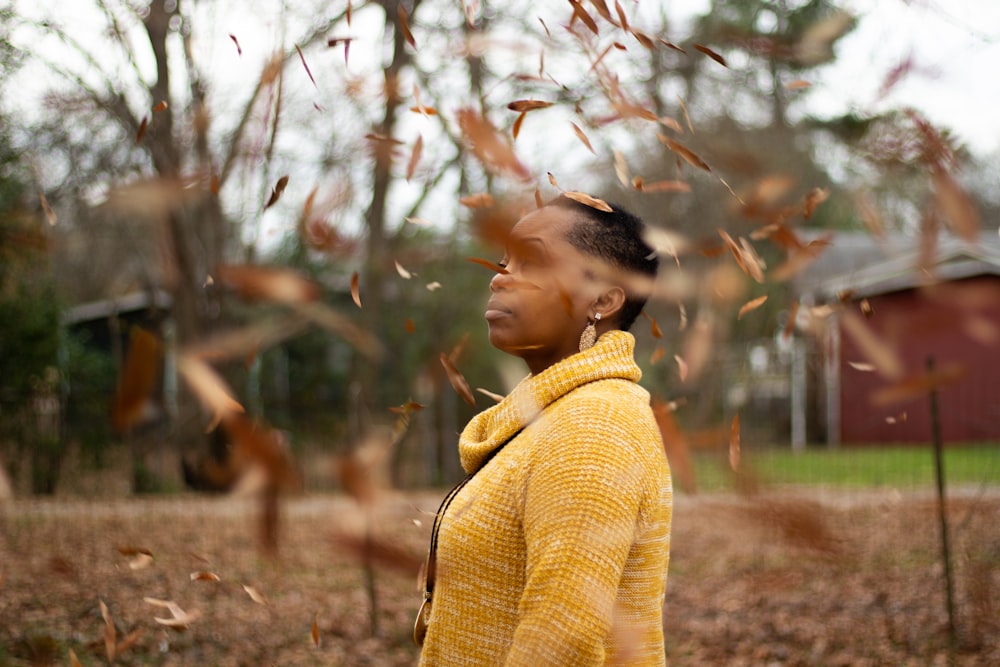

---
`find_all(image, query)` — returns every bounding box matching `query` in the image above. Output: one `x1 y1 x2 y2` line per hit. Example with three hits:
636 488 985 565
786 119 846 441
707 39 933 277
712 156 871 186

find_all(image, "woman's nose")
489 270 512 292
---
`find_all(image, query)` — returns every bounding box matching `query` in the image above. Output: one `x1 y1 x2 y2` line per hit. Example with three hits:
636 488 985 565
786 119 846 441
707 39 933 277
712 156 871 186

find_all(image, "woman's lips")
485 299 512 321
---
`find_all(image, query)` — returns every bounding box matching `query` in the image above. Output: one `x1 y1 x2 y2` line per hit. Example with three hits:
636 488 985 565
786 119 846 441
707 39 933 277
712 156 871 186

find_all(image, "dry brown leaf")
476 387 505 402
229 33 242 55
116 629 143 657
737 295 768 320
264 174 290 210
112 327 163 434
674 355 688 382
350 272 361 308
409 105 438 115
456 108 531 182
177 354 245 422
652 398 695 494
785 79 812 90
144 597 201 629
69 648 84 667
694 44 727 67
650 347 665 365
571 122 595 153
569 0 600 34
657 134 710 171
459 192 496 208
466 257 508 274
38 192 57 225
512 111 526 139
782 300 799 340
840 310 903 380
848 361 877 372
802 187 829 219
295 44 317 87
190 571 221 581
135 115 149 144
243 584 268 605
312 613 321 647
406 135 423 181
507 100 553 112
613 150 629 187
637 179 691 193
563 191 613 212
870 363 965 406
216 264 320 303
440 353 476 407
397 5 416 48
770 236 832 282
932 165 980 242
729 414 741 471
394 260 412 279
100 599 116 662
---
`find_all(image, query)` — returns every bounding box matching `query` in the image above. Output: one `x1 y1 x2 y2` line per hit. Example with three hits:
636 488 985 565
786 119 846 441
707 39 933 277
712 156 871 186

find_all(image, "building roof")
61 288 173 325
794 230 1000 302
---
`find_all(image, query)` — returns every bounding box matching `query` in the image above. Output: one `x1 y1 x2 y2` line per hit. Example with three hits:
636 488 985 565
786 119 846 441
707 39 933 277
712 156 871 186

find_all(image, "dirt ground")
1 487 998 666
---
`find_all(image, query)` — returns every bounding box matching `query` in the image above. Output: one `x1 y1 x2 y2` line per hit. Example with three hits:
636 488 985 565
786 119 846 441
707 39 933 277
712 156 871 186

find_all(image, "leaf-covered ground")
1 488 997 666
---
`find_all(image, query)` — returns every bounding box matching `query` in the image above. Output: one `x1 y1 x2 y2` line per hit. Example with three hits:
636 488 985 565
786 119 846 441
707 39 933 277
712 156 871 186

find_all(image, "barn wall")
839 276 1000 443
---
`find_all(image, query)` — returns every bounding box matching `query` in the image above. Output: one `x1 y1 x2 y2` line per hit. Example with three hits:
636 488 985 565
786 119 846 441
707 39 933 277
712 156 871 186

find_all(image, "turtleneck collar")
458 330 642 473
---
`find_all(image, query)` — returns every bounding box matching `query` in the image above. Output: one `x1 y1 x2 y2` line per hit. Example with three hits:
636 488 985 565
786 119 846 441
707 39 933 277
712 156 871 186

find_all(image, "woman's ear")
594 286 626 325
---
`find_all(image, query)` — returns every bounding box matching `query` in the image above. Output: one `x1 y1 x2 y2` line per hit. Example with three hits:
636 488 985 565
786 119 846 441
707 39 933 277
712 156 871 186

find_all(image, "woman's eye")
497 259 508 269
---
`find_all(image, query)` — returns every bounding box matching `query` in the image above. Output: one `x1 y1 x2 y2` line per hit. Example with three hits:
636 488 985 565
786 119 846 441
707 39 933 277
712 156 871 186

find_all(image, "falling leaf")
637 179 691 193
860 298 874 318
364 132 404 145
569 0 600 34
459 192 495 208
389 400 425 415
694 44 727 67
294 44 317 87
652 398 696 494
350 272 362 308
456 108 532 182
405 216 431 225
512 111 526 139
466 257 508 274
737 295 768 320
135 115 149 144
440 353 476 406
848 361 877 372
38 192 57 225
177 354 245 425
650 347 665 364
312 613 321 647
394 260 412 279
872 363 966 407
100 599 116 662
116 629 143 657
216 264 320 303
674 355 688 382
144 597 202 629
476 387 505 402
69 649 84 667
264 175 290 210
190 571 221 581
677 95 694 133
426 281 442 291
785 79 811 90
243 584 268 605
657 135 711 172
641 310 663 338
571 122 595 153
507 100 553 112
397 5 416 48
932 165 980 242
614 0 630 30
229 33 242 55
613 150 630 187
729 414 741 471
840 310 903 380
771 236 832 282
563 191 613 212
406 134 423 181
152 100 168 112
802 187 829 219
112 327 163 434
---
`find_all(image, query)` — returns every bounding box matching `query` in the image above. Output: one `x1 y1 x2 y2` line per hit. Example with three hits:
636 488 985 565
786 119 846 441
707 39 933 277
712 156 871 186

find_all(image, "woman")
417 195 673 666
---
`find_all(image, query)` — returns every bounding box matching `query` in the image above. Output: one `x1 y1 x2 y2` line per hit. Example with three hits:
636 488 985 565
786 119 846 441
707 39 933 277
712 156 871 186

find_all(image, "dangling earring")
579 313 601 352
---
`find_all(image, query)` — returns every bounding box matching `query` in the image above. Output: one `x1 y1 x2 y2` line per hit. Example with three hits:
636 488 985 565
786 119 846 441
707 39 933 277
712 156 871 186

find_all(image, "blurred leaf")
440 353 476 407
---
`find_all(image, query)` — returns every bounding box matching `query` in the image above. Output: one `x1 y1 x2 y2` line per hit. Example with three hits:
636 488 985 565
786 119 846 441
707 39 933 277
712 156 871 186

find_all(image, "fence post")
927 356 957 647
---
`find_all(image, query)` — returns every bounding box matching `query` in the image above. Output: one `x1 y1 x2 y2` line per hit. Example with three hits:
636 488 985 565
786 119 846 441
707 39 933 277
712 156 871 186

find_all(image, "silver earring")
579 313 601 352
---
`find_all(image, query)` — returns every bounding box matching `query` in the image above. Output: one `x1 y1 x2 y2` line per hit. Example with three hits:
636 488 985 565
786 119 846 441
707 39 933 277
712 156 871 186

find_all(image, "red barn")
796 232 1000 444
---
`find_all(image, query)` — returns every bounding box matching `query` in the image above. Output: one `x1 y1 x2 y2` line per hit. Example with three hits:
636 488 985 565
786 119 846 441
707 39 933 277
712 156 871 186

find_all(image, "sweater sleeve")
504 392 652 667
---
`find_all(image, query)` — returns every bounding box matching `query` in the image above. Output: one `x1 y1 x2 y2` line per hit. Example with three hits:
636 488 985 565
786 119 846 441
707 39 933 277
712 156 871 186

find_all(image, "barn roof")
794 229 1000 302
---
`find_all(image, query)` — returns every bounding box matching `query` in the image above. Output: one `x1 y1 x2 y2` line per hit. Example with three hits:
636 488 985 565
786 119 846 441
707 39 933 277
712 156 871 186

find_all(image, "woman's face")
485 205 601 374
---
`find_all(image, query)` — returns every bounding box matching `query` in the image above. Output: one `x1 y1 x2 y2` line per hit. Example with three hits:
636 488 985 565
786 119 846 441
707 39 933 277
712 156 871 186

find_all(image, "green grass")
691 443 1000 491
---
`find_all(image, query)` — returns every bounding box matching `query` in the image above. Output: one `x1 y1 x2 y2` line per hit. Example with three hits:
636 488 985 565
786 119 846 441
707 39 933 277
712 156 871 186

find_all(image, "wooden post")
927 356 957 646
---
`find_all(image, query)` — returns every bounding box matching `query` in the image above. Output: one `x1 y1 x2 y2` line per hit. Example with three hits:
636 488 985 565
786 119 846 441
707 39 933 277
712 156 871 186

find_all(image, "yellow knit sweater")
419 330 672 666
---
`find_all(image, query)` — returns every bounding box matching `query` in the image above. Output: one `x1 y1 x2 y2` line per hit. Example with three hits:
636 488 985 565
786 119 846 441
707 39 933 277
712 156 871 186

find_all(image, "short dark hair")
548 195 658 331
